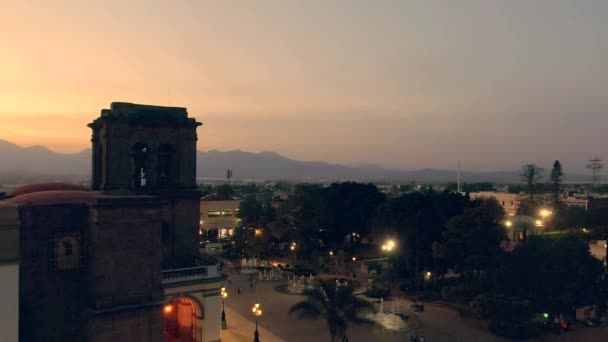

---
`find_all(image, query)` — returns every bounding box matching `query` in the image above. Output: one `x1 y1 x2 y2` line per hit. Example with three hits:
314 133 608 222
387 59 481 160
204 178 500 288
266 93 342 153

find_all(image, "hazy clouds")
1 0 607 172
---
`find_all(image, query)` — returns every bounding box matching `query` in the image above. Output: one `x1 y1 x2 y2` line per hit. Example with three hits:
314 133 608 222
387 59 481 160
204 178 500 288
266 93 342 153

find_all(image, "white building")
0 204 19 342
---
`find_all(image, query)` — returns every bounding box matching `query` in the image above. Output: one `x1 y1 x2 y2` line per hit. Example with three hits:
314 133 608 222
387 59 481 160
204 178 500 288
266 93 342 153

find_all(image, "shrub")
364 288 391 298
489 320 539 340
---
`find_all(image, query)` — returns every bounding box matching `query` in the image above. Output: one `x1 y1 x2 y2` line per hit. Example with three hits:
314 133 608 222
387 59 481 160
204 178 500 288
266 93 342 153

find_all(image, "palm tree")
289 281 368 342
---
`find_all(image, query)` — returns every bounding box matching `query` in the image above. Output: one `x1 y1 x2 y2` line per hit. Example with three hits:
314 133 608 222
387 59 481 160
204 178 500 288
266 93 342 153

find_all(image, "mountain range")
0 139 592 184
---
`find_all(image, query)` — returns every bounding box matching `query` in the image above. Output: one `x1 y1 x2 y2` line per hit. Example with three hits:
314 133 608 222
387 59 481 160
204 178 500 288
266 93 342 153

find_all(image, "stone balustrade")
161 264 221 284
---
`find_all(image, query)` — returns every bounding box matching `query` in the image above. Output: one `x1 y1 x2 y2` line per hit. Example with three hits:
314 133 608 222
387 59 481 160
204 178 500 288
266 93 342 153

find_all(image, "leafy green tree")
372 190 470 287
323 182 385 248
238 195 264 227
491 235 604 314
215 183 234 198
284 184 329 263
462 182 495 192
554 205 588 230
470 197 506 222
443 203 507 272
289 281 368 342
241 183 259 195
398 184 412 192
550 160 564 208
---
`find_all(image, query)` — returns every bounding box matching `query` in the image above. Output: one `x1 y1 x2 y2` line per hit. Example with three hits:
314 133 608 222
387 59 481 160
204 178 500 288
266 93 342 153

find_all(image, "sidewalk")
221 306 286 342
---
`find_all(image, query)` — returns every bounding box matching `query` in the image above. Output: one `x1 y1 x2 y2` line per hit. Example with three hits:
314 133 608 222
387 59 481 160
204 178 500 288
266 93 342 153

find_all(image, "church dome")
5 183 89 198
3 190 105 206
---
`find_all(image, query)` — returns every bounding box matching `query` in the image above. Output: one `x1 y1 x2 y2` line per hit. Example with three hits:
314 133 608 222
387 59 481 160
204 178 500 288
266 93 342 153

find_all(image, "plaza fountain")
363 297 409 331
258 267 283 281
277 274 316 295
240 257 259 275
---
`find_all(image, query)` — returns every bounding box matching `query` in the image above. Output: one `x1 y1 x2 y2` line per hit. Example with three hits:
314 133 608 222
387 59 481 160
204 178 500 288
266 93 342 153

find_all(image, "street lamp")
252 303 263 342
220 288 228 329
539 209 552 226
381 239 396 294
505 221 512 228
381 239 396 253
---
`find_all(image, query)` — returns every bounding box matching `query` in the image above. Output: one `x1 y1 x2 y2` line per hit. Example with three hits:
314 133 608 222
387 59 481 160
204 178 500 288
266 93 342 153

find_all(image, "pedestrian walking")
237 288 241 295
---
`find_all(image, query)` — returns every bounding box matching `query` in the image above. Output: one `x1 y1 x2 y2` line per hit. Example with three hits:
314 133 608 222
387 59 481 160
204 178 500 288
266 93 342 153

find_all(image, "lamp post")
252 303 262 342
221 288 228 329
539 209 552 227
381 239 396 293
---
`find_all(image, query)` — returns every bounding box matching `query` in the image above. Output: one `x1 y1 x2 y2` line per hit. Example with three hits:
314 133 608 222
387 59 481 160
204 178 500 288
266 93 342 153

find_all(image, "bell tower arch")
88 102 203 266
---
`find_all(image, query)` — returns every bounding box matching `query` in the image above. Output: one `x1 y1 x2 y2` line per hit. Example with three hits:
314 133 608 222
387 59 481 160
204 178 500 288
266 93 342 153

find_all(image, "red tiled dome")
3 190 105 206
6 183 89 197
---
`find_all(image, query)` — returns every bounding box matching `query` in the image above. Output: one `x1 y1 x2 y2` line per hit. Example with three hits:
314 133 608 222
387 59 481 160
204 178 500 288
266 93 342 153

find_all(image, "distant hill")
0 139 592 183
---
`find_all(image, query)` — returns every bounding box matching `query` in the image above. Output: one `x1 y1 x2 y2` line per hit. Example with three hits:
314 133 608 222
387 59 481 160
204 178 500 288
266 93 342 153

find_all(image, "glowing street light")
252 303 263 342
163 305 173 314
329 251 334 256
221 288 228 329
381 239 396 252
539 209 551 218
535 220 543 227
505 221 513 227
352 256 357 261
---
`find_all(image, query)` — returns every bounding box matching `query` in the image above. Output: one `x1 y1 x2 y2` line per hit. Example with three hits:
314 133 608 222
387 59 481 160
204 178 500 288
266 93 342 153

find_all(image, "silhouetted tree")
323 182 385 248
289 281 368 342
491 234 604 314
550 160 564 208
372 190 470 287
215 183 234 198
520 164 544 214
443 202 507 273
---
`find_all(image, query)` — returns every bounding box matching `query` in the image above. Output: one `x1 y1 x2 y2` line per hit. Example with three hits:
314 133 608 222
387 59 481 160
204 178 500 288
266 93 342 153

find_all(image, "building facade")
200 195 241 241
0 204 19 342
469 191 522 216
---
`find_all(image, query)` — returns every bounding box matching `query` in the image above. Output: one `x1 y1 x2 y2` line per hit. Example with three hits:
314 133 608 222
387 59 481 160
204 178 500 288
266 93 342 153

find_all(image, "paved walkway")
216 259 608 341
221 306 285 342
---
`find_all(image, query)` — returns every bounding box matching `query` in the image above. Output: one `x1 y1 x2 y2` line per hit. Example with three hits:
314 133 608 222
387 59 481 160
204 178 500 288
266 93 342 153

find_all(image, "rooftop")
2 190 106 206
89 102 201 128
5 182 90 198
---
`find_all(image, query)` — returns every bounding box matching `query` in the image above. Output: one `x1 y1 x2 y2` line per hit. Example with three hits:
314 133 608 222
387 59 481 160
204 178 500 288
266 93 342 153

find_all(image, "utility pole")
586 158 603 192
457 160 461 193
226 169 233 185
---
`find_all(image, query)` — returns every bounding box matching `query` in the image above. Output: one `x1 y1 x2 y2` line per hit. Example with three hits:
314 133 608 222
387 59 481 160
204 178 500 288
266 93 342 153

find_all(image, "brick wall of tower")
86 198 164 341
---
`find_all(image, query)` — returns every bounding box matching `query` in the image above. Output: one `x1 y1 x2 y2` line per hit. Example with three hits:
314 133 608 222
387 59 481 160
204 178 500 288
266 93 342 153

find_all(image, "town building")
0 103 224 342
0 204 19 342
200 195 241 241
469 191 522 216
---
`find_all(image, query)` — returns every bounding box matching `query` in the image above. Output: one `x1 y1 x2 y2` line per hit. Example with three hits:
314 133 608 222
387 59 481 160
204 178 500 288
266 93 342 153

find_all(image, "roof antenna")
457 160 461 193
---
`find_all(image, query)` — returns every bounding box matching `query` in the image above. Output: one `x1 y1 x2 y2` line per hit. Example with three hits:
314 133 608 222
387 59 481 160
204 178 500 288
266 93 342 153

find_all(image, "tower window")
158 144 172 186
132 143 150 188
53 234 81 270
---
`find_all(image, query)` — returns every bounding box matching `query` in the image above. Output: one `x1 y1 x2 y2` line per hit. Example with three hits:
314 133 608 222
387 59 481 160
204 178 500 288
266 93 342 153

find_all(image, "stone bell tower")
88 102 202 267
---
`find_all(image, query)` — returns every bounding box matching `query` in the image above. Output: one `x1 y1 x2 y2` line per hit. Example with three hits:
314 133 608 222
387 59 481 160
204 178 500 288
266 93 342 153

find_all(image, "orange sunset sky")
1 0 607 172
